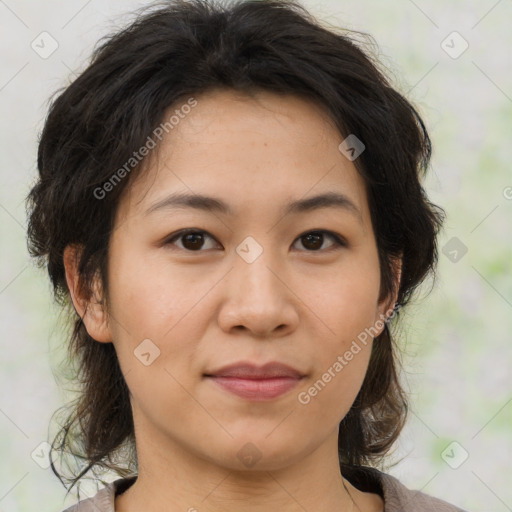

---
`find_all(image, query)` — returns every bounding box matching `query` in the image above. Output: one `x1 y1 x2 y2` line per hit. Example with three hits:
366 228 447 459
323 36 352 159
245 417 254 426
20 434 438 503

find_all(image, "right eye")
163 229 221 252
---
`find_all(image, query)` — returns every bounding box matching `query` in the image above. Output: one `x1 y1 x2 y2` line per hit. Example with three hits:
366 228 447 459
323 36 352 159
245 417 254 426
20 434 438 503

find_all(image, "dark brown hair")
26 0 445 496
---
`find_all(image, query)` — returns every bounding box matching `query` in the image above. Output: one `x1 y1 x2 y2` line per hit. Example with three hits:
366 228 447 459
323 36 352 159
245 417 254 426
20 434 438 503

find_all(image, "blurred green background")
0 0 510 510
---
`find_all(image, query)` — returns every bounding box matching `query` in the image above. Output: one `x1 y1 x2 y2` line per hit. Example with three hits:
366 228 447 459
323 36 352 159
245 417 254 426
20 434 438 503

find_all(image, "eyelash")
163 229 347 253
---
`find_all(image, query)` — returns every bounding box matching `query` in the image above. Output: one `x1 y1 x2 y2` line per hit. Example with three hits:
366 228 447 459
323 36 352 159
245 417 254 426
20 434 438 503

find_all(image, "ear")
63 244 112 343
374 254 402 335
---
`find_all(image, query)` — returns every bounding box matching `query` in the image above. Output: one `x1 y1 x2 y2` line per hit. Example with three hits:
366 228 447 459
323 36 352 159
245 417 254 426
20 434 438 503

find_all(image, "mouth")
204 361 306 401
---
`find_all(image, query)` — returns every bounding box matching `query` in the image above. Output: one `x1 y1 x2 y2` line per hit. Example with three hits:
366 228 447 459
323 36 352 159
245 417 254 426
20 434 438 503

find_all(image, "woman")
26 0 466 510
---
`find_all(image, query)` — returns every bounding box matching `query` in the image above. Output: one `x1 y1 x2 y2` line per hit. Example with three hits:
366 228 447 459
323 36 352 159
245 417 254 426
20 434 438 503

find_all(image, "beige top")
61 467 468 511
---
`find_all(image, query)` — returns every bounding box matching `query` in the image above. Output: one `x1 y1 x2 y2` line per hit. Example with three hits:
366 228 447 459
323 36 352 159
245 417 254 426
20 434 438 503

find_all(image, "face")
66 89 398 472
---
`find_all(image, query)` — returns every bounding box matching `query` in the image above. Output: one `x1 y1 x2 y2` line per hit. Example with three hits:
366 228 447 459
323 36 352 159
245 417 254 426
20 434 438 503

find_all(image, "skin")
64 89 401 512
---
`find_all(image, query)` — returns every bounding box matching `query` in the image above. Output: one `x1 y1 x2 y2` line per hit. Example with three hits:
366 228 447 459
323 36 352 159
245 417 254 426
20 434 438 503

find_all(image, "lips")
204 361 305 379
204 362 305 401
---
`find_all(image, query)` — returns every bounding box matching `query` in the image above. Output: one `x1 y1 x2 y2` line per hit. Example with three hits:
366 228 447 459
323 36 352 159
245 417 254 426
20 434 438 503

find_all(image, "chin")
198 435 315 472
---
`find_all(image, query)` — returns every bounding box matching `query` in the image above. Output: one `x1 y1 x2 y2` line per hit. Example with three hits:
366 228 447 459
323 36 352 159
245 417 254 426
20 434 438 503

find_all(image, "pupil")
184 232 203 250
304 232 322 250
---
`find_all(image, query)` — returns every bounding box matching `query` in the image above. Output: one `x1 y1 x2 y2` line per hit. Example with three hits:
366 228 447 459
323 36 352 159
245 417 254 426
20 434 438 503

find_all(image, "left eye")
163 229 346 252
293 230 346 251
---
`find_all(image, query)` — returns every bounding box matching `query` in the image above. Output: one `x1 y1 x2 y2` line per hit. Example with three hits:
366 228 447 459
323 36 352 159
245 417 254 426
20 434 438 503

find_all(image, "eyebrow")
144 191 362 221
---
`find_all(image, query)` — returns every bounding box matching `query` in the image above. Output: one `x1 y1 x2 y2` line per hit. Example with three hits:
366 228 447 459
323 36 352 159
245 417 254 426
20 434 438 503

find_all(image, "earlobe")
375 254 403 335
63 244 112 343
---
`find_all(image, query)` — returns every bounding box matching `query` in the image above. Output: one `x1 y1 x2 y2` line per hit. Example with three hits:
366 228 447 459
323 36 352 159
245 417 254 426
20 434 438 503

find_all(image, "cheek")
297 334 373 428
108 246 197 336
306 262 381 341
299 259 379 410
106 256 208 386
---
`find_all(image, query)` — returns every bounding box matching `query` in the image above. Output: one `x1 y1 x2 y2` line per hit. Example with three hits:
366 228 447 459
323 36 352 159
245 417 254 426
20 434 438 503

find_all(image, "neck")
115 427 362 512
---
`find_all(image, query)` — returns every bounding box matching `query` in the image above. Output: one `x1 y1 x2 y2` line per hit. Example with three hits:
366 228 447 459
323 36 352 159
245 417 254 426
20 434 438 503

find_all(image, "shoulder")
60 484 114 512
59 470 469 512
345 465 468 512
59 476 137 512
375 468 468 512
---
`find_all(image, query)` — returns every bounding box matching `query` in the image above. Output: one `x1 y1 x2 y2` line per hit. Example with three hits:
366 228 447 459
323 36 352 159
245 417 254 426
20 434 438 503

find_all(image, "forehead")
116 89 370 227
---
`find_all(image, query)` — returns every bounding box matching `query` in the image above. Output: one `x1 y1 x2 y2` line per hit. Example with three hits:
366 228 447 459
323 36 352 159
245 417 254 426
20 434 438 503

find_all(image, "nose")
217 249 299 339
